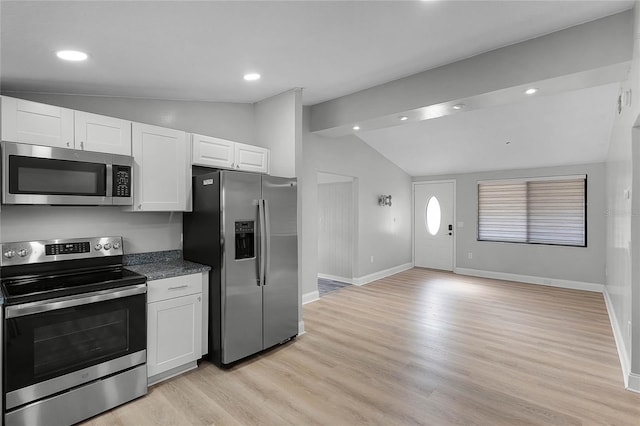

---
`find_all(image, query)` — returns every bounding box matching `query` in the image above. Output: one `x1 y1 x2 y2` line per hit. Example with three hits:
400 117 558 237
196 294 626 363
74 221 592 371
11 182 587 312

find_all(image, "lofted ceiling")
358 83 620 176
0 0 634 176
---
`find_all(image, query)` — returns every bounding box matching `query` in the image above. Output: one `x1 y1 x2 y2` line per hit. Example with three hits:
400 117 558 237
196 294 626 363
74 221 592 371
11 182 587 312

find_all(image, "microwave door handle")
105 164 113 197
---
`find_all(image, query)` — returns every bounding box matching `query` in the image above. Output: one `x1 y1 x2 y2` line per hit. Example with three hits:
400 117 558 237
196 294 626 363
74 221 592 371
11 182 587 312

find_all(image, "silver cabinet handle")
168 285 189 290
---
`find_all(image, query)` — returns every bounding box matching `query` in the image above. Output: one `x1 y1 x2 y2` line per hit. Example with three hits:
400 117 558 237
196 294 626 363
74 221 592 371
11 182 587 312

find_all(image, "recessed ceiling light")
56 50 88 61
243 73 261 81
525 88 538 95
452 103 465 110
352 125 360 131
400 116 408 121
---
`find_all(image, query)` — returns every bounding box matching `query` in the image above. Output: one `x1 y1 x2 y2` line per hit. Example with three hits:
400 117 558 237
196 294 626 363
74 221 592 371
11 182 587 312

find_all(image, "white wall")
415 163 606 286
317 181 354 280
254 89 302 178
301 107 413 298
604 1 640 392
0 205 181 253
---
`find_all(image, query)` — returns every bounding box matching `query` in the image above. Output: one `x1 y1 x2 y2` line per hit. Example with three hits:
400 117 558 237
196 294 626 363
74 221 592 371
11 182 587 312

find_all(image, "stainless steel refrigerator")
183 170 298 366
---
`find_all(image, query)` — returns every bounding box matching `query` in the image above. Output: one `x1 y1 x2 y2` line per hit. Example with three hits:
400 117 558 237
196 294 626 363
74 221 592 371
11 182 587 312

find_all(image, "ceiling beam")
309 10 633 138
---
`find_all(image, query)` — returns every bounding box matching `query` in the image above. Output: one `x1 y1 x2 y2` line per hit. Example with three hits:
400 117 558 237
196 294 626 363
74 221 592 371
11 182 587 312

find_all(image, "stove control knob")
113 241 121 250
103 242 112 250
17 249 28 257
94 243 102 251
3 250 16 259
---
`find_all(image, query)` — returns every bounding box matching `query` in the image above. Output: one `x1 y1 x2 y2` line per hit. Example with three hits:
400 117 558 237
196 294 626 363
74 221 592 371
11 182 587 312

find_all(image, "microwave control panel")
113 165 132 197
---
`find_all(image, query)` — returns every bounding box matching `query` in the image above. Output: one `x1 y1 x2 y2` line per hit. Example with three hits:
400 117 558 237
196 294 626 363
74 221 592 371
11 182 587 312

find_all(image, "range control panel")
1 236 124 267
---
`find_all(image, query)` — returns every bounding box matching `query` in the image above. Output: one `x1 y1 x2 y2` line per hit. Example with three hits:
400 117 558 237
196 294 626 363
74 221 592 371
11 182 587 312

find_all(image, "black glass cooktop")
1 267 147 305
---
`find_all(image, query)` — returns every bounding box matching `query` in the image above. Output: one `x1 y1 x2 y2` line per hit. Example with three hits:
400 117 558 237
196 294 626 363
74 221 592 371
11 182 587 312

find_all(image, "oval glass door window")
425 196 441 236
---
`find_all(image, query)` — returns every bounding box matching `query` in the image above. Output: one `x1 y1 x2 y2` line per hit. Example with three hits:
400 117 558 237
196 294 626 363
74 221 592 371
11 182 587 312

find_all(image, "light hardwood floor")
84 268 640 425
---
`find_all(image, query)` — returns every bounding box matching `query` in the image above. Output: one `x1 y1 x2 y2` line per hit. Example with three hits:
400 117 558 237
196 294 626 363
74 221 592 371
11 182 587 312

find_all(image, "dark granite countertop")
124 250 211 281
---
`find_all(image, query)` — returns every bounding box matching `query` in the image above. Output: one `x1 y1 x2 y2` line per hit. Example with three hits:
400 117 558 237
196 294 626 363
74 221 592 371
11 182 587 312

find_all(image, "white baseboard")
302 290 319 304
603 286 633 391
628 373 640 393
353 262 414 286
298 320 305 336
318 273 354 285
454 267 603 293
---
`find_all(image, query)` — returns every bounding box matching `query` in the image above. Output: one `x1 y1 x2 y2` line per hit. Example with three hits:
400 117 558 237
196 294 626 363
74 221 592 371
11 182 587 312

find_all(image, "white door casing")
414 181 455 271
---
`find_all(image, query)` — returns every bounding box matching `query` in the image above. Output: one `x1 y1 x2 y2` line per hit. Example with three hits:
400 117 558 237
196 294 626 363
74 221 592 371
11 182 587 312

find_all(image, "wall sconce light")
378 195 392 207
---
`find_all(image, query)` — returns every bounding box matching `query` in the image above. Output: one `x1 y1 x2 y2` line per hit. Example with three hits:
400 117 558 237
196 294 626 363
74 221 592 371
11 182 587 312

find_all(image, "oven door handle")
5 283 147 319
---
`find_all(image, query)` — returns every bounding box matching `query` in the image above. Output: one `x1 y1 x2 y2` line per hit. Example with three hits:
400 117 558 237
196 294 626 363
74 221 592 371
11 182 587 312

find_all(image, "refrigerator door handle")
258 198 266 286
263 199 271 286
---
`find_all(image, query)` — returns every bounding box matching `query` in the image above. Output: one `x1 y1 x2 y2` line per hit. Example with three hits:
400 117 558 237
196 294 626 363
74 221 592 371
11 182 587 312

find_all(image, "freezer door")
221 171 263 364
262 176 299 349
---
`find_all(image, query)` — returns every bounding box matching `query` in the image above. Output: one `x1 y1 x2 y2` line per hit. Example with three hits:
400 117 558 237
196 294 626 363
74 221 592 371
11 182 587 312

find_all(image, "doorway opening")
317 172 356 296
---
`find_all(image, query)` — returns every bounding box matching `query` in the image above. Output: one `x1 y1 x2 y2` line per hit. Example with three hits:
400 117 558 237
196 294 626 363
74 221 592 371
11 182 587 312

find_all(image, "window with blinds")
477 176 586 247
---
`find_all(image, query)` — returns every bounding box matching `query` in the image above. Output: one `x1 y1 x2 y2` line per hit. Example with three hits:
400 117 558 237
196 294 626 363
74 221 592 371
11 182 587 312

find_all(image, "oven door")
3 284 146 410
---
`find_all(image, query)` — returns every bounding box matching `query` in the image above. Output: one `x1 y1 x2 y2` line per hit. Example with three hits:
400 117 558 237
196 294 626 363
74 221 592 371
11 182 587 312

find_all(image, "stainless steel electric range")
0 236 147 426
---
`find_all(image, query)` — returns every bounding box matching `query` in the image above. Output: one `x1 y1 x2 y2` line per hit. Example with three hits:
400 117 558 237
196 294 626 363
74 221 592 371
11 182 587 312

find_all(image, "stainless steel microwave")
1 141 133 206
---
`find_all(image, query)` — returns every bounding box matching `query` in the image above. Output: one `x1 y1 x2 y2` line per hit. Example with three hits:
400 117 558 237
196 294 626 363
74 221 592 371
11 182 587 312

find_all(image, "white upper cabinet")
192 134 234 169
1 96 74 148
74 111 132 155
129 122 188 211
1 96 132 155
235 142 269 174
191 133 270 174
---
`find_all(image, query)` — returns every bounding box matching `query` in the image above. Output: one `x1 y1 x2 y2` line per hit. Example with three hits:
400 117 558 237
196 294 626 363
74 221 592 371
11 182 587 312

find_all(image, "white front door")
414 181 455 271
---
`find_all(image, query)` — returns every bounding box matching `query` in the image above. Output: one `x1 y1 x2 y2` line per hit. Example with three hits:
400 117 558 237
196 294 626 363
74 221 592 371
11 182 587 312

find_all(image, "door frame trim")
412 179 457 271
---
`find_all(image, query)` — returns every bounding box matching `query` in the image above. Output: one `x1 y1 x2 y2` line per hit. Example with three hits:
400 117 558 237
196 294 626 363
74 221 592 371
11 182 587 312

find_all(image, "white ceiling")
0 0 634 176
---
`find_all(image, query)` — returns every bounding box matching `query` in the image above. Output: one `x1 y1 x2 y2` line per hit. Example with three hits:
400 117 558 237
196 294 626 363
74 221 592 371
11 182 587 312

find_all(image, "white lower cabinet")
147 274 203 384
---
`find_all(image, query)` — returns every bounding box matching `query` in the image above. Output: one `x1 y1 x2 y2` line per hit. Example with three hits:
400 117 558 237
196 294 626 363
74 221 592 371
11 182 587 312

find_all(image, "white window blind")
478 176 586 247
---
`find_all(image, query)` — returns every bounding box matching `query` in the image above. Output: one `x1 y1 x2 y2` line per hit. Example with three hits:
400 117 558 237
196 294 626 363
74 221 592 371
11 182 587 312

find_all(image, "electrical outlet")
468 252 473 259
370 256 374 263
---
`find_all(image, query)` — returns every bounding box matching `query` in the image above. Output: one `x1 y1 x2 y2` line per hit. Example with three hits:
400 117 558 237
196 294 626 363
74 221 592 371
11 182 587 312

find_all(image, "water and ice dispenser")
234 221 255 259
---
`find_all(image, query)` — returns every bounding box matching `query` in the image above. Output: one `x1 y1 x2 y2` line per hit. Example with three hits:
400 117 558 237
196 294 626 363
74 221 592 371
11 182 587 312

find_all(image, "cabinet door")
147 293 203 377
131 123 188 211
74 111 132 155
235 142 269 174
1 96 74 148
191 134 235 169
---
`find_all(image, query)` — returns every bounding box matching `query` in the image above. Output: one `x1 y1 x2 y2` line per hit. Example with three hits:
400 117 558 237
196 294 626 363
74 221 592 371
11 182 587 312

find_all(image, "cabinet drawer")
147 274 202 303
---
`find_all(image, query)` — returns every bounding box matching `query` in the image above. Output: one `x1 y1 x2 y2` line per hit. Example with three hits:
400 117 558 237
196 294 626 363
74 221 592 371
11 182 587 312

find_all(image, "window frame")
476 175 587 248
